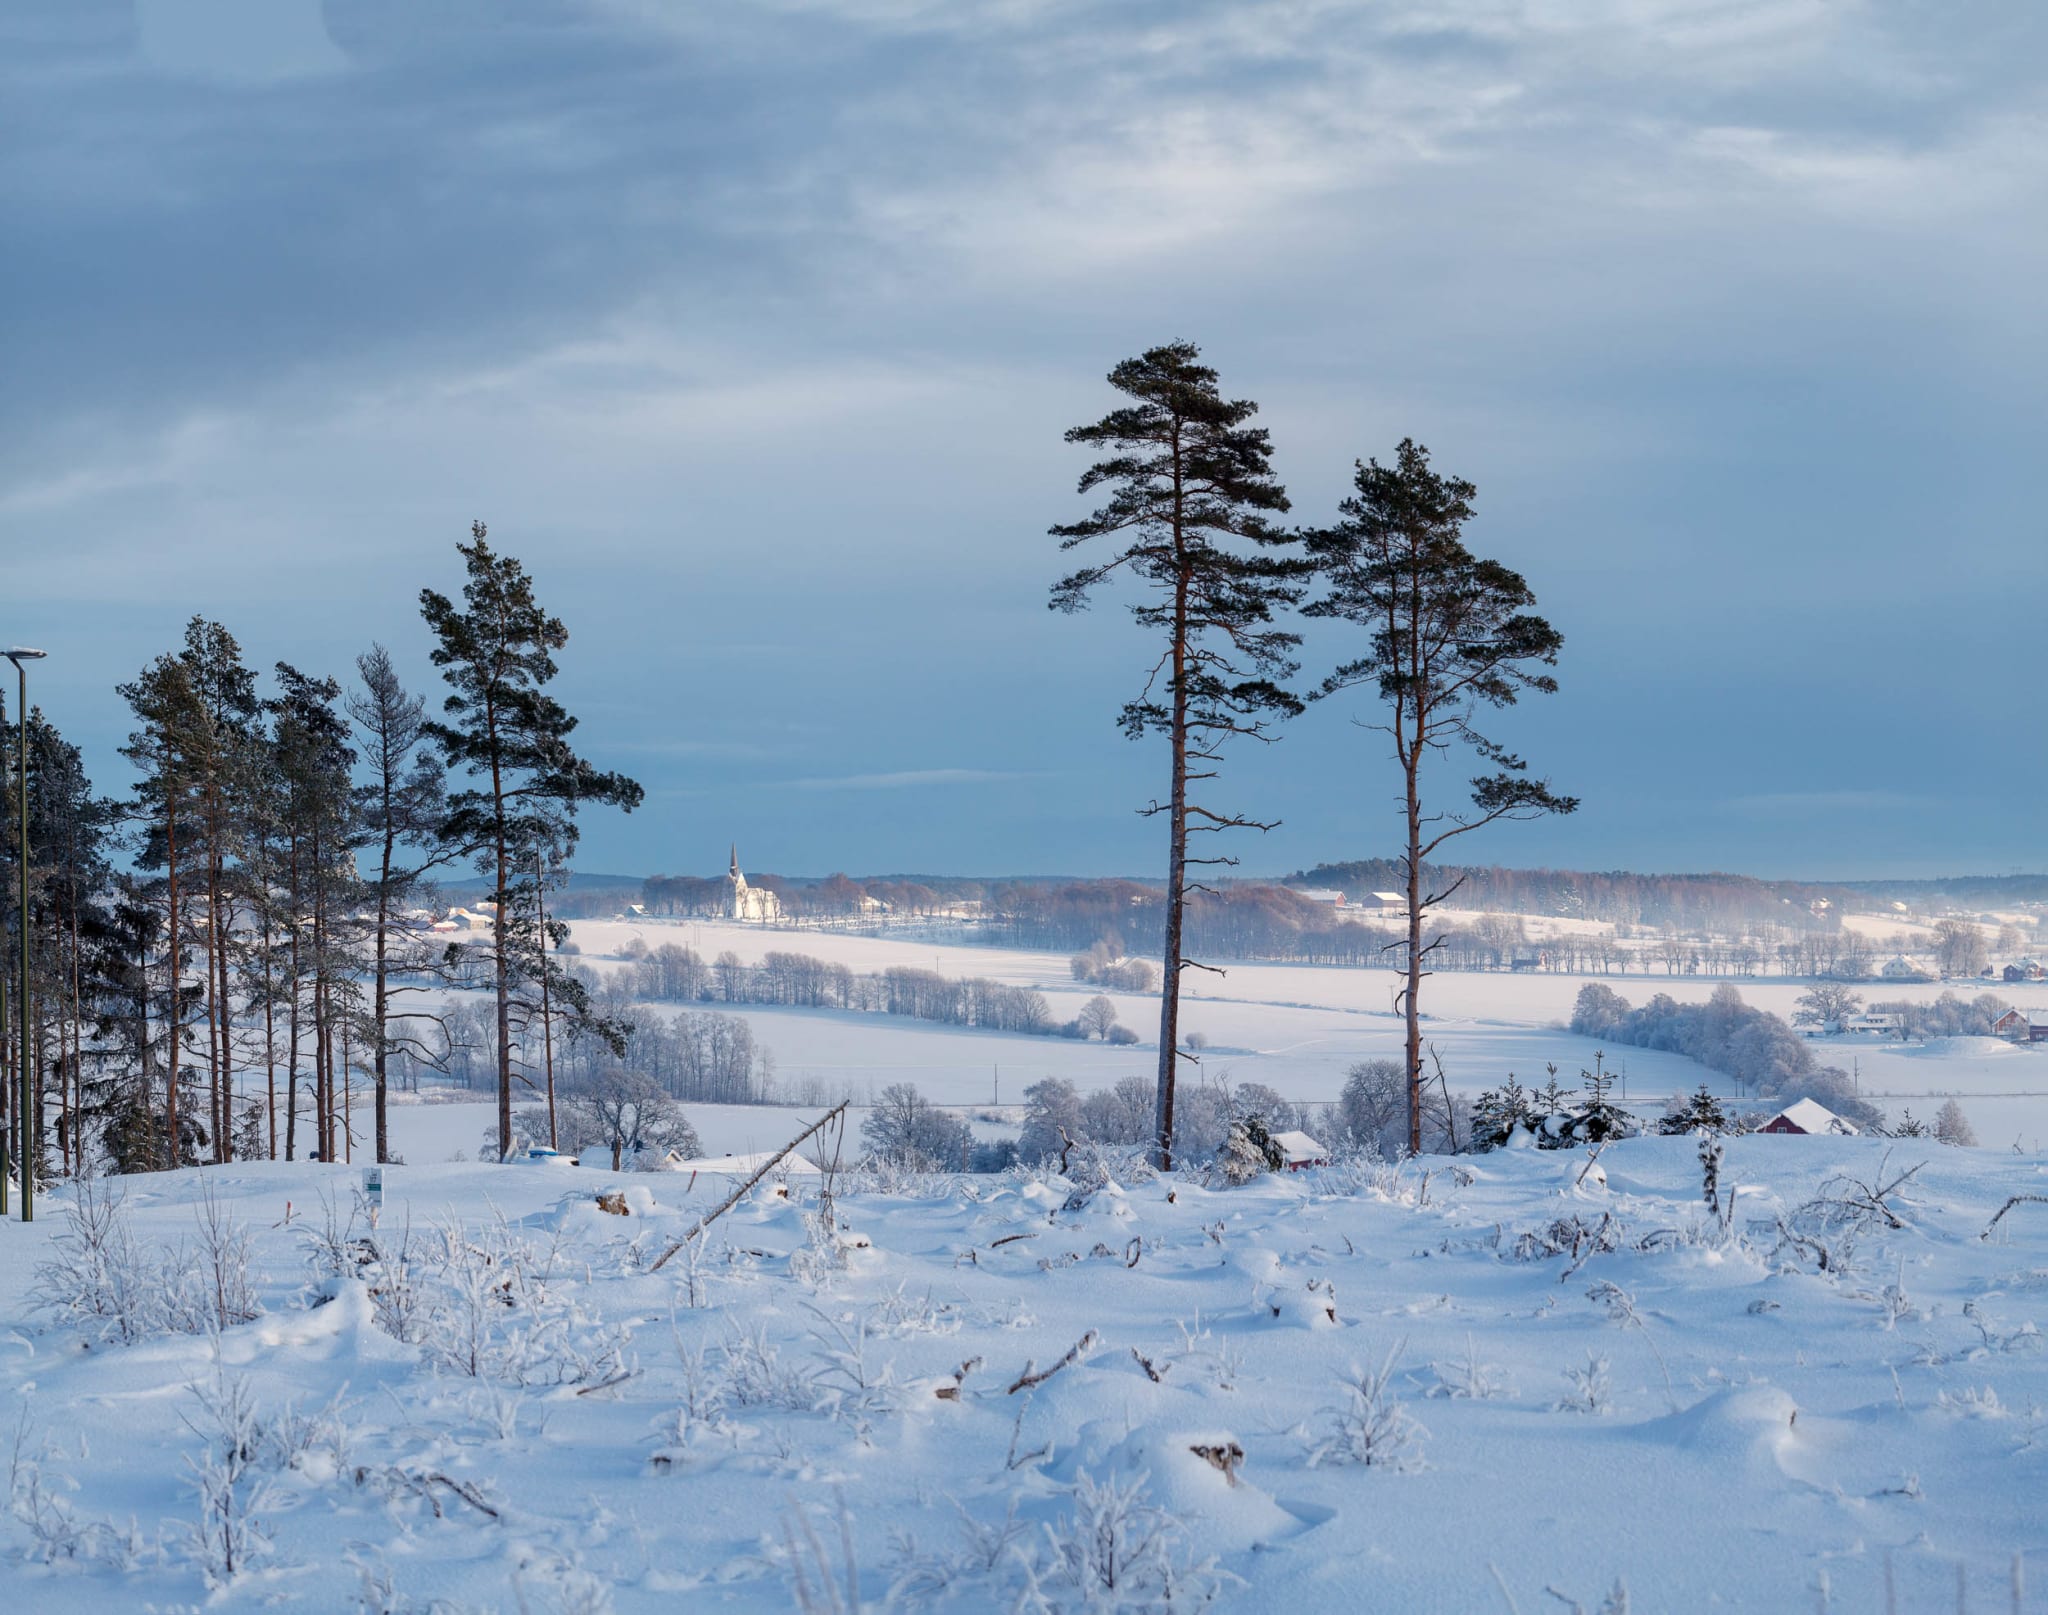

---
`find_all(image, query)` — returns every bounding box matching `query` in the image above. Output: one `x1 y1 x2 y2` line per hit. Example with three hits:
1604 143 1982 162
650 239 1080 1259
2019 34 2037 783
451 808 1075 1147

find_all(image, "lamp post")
7 649 44 1222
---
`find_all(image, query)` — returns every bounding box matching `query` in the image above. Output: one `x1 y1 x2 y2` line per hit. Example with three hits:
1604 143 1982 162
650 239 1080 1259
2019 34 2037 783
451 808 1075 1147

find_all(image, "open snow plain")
5 1135 2048 1611
561 918 2048 1147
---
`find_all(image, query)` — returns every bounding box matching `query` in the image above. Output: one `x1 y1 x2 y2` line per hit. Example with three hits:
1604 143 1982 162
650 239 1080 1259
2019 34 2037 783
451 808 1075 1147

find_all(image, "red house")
1759 1099 1859 1136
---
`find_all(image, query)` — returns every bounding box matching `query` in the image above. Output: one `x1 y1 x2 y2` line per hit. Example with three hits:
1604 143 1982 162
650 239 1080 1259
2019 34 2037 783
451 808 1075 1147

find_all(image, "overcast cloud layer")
4 0 2043 882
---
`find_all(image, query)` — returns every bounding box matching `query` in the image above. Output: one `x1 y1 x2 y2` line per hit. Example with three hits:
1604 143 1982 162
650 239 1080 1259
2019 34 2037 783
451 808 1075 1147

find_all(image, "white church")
725 845 781 922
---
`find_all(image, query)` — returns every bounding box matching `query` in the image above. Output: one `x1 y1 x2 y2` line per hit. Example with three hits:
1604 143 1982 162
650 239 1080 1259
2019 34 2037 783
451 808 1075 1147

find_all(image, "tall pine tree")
348 644 451 1165
420 525 643 1159
1050 343 1305 1167
1304 440 1575 1155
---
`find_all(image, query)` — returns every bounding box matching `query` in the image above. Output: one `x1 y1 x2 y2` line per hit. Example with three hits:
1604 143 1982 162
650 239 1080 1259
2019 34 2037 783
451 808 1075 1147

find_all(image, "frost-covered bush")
33 1178 262 1344
1030 1468 1235 1610
1307 1347 1428 1469
184 1366 279 1585
418 1215 632 1388
1934 1099 1979 1147
1217 1118 1282 1185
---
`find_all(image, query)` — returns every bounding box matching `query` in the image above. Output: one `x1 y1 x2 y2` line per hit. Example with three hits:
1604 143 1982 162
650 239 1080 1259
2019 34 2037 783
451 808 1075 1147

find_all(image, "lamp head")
5 648 47 662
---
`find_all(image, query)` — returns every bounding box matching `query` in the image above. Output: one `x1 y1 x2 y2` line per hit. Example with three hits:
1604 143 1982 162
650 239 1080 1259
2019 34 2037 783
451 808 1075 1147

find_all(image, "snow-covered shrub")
34 1178 262 1343
1934 1099 1979 1147
1426 1334 1512 1400
183 1366 278 1585
1216 1118 1281 1185
184 1182 263 1335
421 1215 632 1388
6 1409 141 1569
1029 1467 1235 1610
30 1176 156 1344
720 1321 821 1410
1306 1347 1427 1469
1557 1351 1613 1414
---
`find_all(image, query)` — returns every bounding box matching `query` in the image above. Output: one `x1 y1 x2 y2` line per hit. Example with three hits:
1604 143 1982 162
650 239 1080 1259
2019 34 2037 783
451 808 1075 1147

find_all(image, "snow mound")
1907 1036 2021 1058
1061 1421 1301 1553
1635 1386 1800 1469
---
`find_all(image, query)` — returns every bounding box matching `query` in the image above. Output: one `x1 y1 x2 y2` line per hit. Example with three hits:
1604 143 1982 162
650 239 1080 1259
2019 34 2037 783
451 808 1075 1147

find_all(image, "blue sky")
4 0 2043 882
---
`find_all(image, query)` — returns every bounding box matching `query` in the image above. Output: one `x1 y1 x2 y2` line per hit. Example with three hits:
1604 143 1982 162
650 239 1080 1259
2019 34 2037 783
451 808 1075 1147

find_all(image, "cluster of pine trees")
3 527 641 1180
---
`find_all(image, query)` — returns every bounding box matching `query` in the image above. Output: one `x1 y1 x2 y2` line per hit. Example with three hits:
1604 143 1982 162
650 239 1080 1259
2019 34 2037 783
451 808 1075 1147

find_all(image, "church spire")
730 843 740 879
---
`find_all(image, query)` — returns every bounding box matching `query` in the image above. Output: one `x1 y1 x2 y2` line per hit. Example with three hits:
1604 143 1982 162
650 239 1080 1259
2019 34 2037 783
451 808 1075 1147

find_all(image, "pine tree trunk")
202 846 221 1163
538 858 556 1151
1404 787 1424 1158
215 872 235 1163
1151 433 1190 1173
166 806 181 1166
284 835 300 1162
491 728 512 1162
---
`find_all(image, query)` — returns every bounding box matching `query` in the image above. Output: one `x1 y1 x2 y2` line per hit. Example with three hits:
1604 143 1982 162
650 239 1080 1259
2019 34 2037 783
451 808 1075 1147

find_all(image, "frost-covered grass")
3 1135 2046 1611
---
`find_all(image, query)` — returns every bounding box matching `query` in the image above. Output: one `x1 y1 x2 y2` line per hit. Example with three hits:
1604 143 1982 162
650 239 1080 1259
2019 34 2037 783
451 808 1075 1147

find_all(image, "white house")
1843 1012 1906 1038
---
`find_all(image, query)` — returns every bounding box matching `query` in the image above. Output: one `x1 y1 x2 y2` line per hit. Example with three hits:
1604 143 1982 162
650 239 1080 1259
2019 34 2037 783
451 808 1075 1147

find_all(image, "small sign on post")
363 1166 384 1223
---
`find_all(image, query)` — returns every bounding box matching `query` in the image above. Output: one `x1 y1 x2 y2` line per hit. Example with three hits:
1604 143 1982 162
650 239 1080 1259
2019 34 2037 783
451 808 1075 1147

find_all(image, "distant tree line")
613 940 1068 1037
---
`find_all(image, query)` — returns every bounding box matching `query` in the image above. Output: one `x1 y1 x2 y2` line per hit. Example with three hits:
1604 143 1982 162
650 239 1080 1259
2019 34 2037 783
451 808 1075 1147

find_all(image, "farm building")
1759 1099 1860 1137
1991 1008 2048 1043
1269 1130 1331 1171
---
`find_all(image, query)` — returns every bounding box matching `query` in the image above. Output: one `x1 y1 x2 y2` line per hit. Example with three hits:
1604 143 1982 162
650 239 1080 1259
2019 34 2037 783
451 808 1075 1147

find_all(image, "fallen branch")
935 1357 983 1401
1807 1150 1925 1233
1560 1212 1615 1281
650 1102 850 1273
1008 1329 1100 1395
378 1467 501 1521
1981 1195 2048 1240
1130 1347 1168 1383
573 1369 636 1398
990 1232 1037 1249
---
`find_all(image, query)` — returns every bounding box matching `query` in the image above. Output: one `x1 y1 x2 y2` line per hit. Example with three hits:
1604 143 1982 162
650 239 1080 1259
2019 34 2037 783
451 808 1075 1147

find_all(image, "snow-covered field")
5 1135 2047 1611
558 918 2048 1144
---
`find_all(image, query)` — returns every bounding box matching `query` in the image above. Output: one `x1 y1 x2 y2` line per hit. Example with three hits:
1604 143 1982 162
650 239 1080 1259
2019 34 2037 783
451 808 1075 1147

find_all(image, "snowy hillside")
4 1134 2045 1611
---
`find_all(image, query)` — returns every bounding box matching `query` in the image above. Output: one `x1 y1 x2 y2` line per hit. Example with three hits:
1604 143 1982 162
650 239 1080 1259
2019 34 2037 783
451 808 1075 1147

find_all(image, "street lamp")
7 649 44 1223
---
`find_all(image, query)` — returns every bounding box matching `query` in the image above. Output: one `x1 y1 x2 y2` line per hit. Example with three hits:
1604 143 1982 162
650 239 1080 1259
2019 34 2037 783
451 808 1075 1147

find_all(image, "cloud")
2 0 2041 876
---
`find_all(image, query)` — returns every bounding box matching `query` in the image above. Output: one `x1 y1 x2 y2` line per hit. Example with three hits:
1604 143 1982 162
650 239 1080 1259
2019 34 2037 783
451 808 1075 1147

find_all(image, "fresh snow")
4 1133 2047 1611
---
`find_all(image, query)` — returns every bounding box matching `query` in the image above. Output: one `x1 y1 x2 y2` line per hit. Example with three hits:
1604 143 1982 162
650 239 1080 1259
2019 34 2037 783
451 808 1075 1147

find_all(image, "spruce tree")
1304 440 1576 1155
420 525 643 1159
1050 343 1305 1168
